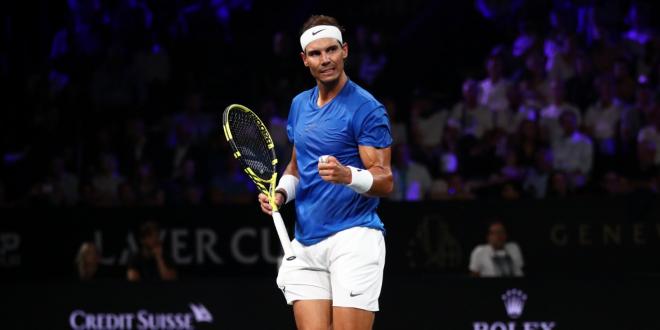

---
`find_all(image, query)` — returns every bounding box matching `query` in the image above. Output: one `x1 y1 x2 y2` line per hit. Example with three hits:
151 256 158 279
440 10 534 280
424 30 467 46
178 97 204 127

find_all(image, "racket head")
222 104 279 202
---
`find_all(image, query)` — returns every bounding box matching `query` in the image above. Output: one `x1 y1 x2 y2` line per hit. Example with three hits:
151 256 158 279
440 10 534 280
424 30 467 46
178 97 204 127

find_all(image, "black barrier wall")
1 199 659 280
3 278 660 330
2 199 660 329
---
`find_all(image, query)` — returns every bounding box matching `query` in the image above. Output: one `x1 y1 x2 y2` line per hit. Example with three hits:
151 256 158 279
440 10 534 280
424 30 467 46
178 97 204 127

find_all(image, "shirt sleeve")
508 242 525 276
352 101 393 148
286 100 298 143
468 246 481 273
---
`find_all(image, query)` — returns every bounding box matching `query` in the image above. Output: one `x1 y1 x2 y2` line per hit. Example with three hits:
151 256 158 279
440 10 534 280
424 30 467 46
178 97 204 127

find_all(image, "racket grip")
272 211 296 260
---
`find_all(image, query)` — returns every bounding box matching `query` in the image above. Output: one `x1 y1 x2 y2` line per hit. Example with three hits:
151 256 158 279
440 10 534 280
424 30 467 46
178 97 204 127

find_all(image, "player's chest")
294 108 356 147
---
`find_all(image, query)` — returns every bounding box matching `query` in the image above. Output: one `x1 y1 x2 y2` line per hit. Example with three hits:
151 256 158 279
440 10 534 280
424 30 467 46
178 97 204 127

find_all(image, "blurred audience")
2 1 660 206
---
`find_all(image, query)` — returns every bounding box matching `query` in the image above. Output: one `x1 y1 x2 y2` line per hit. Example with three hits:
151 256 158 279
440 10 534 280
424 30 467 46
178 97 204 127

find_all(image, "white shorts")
276 226 386 312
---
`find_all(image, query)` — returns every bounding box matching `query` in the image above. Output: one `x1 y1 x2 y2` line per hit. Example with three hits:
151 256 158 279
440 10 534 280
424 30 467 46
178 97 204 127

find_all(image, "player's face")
301 38 348 84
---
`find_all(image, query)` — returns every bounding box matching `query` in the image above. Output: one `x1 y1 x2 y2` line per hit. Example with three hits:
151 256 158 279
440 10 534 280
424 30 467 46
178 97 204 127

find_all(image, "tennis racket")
222 104 296 260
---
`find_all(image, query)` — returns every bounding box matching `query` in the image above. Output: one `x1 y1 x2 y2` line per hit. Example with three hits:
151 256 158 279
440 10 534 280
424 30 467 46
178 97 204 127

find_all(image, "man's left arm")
356 145 393 197
317 146 393 197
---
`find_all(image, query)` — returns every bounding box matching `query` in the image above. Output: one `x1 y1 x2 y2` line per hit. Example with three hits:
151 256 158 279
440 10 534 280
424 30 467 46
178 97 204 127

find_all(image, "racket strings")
228 110 274 180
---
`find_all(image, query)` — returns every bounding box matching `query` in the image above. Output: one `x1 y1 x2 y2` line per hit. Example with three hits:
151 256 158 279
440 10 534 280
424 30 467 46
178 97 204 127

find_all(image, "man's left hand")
318 155 352 185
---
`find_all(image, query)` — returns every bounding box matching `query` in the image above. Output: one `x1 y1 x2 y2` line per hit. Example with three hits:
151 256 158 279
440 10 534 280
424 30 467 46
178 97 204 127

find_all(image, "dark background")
2 0 660 329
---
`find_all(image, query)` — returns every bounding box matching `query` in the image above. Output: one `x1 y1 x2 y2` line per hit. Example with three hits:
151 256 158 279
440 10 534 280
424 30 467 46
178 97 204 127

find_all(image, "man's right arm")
259 147 299 215
468 246 482 277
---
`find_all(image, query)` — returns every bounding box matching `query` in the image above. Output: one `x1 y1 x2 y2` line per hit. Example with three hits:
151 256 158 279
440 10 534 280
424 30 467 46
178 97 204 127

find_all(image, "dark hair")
300 15 345 36
487 219 506 231
139 220 160 239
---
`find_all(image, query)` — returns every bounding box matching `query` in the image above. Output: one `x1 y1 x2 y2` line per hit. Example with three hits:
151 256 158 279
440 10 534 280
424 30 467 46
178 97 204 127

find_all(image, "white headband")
299 25 343 51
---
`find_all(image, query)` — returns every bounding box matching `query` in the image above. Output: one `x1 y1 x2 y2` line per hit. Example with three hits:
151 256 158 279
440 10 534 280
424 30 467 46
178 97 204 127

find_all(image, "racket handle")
272 211 296 260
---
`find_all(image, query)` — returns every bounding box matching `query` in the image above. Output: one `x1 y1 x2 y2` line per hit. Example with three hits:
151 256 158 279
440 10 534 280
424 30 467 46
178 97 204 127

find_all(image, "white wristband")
346 166 373 194
276 174 299 204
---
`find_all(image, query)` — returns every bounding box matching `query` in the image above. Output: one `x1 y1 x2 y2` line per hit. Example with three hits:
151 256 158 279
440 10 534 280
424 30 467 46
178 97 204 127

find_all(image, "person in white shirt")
584 76 623 155
553 110 593 188
540 79 581 142
469 221 524 277
479 54 510 113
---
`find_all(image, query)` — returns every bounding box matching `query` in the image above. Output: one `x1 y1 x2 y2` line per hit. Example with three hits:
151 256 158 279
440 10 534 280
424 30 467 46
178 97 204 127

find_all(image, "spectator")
119 118 157 177
637 110 660 165
479 51 511 113
410 91 446 150
469 221 524 277
547 171 570 198
619 80 650 155
626 140 660 193
545 29 577 81
160 122 202 179
585 76 623 158
565 51 597 111
127 221 177 282
552 110 593 189
430 173 475 200
390 144 432 201
613 57 637 104
599 171 631 196
91 153 125 206
518 50 550 108
512 117 545 168
494 147 525 183
166 92 212 146
132 161 165 206
523 148 553 199
383 97 408 146
540 79 581 143
75 242 101 281
165 158 203 206
450 79 493 139
29 156 80 206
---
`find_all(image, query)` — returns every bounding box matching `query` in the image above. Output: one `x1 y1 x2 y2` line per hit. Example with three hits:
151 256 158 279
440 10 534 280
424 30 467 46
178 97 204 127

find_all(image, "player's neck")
316 72 348 107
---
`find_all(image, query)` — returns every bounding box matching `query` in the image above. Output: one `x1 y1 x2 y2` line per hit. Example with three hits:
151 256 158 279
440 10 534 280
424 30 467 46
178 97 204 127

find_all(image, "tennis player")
258 14 393 330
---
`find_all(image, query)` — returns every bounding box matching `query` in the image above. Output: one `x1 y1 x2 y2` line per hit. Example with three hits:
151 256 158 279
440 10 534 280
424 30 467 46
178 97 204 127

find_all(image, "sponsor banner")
2 278 659 329
69 303 212 330
0 199 659 279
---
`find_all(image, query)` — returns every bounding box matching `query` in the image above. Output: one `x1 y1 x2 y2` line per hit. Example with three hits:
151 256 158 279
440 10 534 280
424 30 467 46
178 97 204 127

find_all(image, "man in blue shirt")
258 14 393 330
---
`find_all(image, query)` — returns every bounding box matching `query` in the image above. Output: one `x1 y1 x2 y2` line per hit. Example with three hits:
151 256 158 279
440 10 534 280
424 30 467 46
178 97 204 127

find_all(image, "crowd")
390 1 660 201
1 0 660 207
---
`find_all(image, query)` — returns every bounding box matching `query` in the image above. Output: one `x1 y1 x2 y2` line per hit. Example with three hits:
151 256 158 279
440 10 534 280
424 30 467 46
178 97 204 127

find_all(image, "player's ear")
300 51 309 67
341 42 348 59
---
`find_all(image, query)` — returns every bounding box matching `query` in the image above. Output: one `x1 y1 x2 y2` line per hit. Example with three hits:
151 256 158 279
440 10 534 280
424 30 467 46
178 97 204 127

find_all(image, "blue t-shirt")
287 80 392 245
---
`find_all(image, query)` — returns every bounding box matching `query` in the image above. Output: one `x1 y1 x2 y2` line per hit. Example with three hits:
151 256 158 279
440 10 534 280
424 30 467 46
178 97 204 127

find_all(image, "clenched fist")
318 155 352 184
